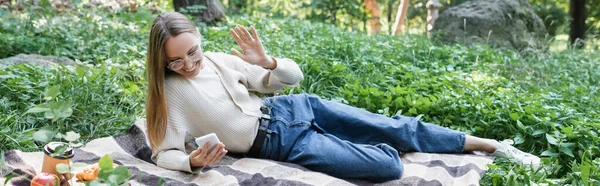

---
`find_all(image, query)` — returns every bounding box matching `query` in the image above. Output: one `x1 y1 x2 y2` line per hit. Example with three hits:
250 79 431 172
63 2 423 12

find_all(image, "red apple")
30 172 59 186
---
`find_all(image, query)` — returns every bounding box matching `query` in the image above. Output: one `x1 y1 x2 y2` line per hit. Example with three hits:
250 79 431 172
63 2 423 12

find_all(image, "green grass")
0 7 152 151
1 5 599 185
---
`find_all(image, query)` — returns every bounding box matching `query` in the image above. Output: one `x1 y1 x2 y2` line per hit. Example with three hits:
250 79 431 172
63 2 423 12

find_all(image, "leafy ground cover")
1 5 598 185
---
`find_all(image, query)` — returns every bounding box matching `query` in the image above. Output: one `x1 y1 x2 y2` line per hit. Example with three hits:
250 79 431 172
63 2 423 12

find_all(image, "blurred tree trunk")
426 0 440 38
173 0 226 23
392 0 409 35
364 0 382 34
569 0 586 48
387 0 394 34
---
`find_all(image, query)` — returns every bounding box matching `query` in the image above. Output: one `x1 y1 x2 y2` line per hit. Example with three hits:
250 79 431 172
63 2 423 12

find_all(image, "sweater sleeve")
154 149 203 173
150 123 206 173
209 52 304 93
151 127 204 173
151 77 204 173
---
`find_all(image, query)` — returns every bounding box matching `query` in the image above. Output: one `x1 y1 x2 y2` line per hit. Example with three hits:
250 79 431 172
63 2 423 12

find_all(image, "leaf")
540 149 560 157
89 180 103 186
63 131 81 142
157 177 164 186
119 181 131 186
108 174 124 185
25 105 50 113
532 129 547 136
113 166 131 178
428 95 438 102
57 100 74 118
581 160 590 186
408 108 417 114
44 110 55 119
4 173 14 186
415 114 424 121
32 128 56 143
48 101 73 119
108 166 131 184
546 134 559 145
99 154 114 170
0 153 5 169
394 109 403 116
44 85 60 100
562 142 577 148
97 168 113 181
514 133 525 145
558 146 574 157
487 164 500 169
532 114 543 122
561 126 574 135
515 120 526 130
59 107 73 118
52 144 68 157
509 113 520 121
56 163 71 174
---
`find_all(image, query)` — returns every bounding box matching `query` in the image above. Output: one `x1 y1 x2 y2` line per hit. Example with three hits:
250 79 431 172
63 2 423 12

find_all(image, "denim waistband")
261 97 274 110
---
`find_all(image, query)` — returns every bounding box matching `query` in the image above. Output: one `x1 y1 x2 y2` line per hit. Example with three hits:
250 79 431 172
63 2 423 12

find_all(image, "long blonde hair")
146 12 197 150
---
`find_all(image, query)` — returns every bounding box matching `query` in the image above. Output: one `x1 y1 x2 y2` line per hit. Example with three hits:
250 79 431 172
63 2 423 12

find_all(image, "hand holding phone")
195 133 221 151
190 133 227 168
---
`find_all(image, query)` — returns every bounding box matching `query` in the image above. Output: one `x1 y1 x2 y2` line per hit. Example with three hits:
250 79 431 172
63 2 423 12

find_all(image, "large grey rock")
432 0 548 51
1 54 79 66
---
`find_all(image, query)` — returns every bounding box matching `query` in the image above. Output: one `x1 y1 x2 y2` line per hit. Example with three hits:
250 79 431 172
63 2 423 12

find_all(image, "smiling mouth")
183 60 200 72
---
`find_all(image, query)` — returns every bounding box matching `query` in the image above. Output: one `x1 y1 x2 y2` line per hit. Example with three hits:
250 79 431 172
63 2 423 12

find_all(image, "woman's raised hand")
229 25 276 69
189 142 227 168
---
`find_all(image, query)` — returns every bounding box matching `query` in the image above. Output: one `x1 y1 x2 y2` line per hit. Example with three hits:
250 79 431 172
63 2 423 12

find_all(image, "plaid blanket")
2 120 494 186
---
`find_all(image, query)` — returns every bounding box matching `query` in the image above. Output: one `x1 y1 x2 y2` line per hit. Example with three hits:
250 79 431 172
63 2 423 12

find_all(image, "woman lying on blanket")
144 12 540 182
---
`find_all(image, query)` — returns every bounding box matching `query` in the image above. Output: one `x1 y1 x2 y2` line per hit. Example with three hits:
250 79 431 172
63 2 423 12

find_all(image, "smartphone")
195 133 221 152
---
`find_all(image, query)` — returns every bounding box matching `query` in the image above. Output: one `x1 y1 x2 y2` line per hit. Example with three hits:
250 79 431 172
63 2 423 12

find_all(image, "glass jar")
41 142 75 178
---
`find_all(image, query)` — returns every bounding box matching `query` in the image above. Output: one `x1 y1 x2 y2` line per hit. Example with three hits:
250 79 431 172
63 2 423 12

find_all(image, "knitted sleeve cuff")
269 57 304 86
156 150 203 173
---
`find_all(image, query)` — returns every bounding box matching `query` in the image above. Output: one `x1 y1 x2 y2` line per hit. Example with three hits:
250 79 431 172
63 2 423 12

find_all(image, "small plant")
20 85 132 185
88 155 132 186
55 154 132 186
26 85 82 155
26 85 73 122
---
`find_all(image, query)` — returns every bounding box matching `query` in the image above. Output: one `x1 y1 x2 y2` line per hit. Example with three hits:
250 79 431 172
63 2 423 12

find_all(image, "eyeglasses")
166 45 203 71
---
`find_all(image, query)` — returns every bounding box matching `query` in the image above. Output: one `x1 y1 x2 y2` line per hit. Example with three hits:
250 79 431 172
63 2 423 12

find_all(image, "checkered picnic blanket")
2 120 494 186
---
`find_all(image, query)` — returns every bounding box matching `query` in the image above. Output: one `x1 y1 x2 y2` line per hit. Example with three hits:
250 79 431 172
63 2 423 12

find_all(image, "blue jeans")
258 94 465 182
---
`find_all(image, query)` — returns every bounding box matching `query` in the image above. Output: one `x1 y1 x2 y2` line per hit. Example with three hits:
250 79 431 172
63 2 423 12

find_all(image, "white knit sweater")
151 52 304 173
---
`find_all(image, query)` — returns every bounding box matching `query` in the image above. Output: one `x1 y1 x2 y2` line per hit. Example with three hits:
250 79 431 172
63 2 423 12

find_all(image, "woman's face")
164 32 204 78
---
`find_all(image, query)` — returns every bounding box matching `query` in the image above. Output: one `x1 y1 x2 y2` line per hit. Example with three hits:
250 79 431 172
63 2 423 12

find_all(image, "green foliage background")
1 3 599 186
230 0 600 38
